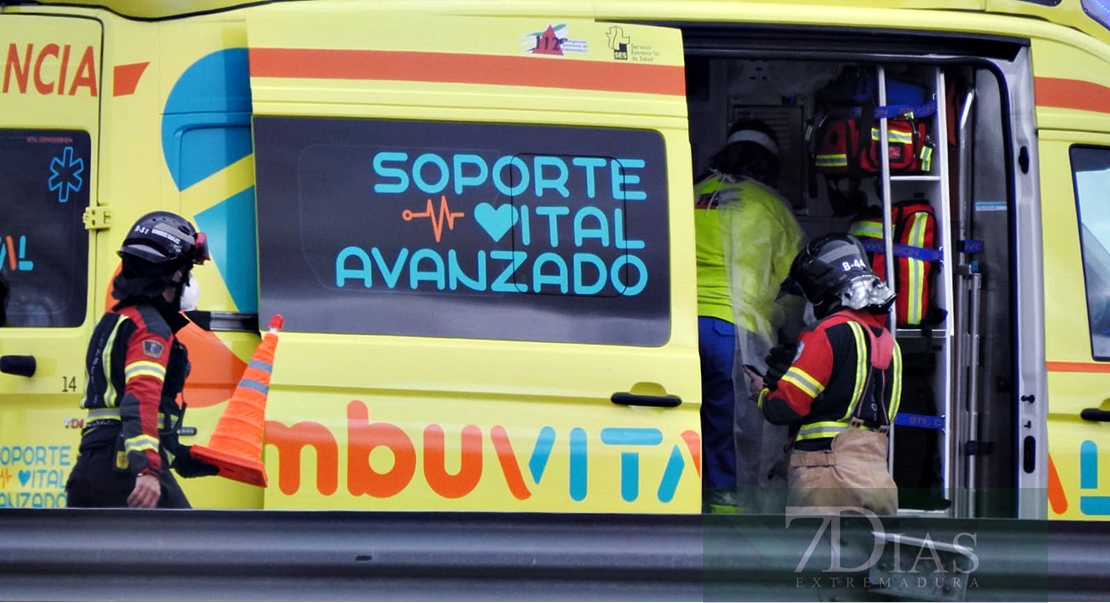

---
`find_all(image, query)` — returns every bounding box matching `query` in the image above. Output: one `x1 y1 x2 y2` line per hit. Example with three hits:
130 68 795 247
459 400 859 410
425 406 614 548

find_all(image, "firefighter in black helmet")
746 234 903 515
66 211 218 508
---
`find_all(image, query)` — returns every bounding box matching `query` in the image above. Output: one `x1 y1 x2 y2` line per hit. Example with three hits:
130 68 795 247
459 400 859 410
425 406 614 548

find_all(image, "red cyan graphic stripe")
249 47 686 96
113 62 149 97
1048 453 1068 515
1035 77 1110 114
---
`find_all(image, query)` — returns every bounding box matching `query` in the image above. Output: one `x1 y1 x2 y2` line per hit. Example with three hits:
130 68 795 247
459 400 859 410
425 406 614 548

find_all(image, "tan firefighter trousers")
786 426 899 515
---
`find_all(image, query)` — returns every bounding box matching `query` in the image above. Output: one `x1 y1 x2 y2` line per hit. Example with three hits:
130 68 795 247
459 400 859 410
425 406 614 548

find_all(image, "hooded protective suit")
694 172 804 512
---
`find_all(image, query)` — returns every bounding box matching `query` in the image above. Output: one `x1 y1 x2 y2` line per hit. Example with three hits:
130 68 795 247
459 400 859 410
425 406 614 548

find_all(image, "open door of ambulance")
246 9 702 512
0 14 100 508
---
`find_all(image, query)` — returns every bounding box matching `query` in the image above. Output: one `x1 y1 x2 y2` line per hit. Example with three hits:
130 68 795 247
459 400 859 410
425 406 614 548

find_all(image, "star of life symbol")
48 146 85 204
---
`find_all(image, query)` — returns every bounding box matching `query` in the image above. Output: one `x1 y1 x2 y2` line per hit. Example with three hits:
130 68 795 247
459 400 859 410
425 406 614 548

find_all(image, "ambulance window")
253 116 669 346
1072 146 1110 360
0 130 90 327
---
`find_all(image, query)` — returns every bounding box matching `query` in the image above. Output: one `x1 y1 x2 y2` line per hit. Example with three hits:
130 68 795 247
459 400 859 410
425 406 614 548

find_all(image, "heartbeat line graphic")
402 196 465 243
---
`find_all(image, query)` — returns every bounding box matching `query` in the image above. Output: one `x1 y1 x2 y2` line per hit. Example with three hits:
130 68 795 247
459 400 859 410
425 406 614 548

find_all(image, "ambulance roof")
17 0 1108 44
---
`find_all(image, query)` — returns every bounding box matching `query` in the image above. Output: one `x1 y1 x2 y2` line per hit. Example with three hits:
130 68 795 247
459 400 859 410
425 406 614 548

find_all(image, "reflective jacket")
758 309 902 451
78 302 189 477
694 174 803 340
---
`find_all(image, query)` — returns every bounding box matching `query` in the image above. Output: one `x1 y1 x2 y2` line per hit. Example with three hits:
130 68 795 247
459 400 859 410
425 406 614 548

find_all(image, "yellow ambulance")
2 0 1110 520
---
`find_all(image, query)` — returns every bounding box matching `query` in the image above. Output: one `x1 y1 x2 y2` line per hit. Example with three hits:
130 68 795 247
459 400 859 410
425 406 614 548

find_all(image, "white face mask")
179 273 200 312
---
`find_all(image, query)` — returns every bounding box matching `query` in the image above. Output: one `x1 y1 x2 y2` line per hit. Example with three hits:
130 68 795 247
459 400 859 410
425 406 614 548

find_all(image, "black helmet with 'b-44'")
112 211 209 305
782 233 895 319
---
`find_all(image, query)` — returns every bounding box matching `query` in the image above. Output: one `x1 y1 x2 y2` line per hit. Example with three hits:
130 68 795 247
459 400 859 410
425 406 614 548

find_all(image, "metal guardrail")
1 508 1108 601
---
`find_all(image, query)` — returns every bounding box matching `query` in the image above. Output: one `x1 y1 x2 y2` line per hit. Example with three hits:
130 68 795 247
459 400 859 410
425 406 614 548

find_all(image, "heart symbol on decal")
473 203 519 244
18 470 30 487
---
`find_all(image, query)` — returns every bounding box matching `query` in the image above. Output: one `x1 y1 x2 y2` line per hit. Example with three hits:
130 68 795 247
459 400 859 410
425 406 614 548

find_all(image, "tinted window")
254 117 669 346
0 130 90 327
1072 146 1110 360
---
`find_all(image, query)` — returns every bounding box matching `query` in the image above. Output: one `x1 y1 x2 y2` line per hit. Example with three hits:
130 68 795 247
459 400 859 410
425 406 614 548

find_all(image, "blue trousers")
698 316 738 491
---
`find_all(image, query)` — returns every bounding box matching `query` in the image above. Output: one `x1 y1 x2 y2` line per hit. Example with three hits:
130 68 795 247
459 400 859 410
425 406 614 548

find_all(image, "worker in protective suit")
694 119 804 513
748 234 902 515
66 211 218 508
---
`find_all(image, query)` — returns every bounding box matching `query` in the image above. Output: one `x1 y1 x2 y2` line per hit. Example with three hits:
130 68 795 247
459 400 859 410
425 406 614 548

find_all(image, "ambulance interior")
679 31 1019 517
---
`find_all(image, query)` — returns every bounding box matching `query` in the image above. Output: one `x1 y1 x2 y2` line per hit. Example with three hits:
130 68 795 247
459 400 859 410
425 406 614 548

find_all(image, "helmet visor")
193 231 210 265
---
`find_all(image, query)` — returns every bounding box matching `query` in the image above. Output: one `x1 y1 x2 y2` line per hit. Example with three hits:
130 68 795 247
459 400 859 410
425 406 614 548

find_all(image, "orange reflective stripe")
249 48 686 96
1034 77 1110 115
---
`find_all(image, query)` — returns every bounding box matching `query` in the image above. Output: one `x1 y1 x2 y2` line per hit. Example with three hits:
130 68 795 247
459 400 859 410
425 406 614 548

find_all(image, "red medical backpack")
849 200 943 327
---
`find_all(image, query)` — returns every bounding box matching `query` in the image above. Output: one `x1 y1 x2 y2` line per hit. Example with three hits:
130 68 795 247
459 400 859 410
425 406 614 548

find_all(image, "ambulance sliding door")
246 8 701 512
0 14 101 509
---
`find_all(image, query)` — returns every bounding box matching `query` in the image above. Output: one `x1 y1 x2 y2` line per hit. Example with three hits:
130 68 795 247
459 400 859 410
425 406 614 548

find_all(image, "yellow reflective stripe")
757 388 767 410
888 342 903 421
816 155 847 167
125 360 166 382
871 126 913 144
100 316 129 409
796 429 845 440
920 146 933 171
86 408 121 422
839 321 868 422
904 212 929 324
797 420 878 440
891 131 913 144
124 434 158 454
797 421 847 440
850 220 883 240
782 367 823 398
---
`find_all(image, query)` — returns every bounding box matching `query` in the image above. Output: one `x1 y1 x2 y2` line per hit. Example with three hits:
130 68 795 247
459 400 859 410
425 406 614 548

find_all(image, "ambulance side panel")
1033 30 1110 520
0 12 100 508
9 8 268 509
245 9 702 512
121 13 267 509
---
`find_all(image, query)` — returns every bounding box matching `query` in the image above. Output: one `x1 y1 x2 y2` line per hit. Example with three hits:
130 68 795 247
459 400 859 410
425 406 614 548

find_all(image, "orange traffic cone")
191 314 283 487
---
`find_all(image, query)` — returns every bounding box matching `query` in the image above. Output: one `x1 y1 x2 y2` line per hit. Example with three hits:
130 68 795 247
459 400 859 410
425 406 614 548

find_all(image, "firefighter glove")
170 444 220 478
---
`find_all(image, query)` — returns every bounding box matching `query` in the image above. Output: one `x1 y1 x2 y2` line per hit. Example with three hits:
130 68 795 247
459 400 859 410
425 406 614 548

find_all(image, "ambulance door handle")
0 355 36 378
611 392 682 408
1080 408 1110 422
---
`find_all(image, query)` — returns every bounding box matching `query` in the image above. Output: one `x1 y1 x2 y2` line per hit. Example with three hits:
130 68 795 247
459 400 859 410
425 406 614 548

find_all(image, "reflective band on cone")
191 314 284 488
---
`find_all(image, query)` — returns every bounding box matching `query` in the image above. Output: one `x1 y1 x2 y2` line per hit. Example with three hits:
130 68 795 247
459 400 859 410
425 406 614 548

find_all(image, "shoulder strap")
824 311 893 368
825 311 895 427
